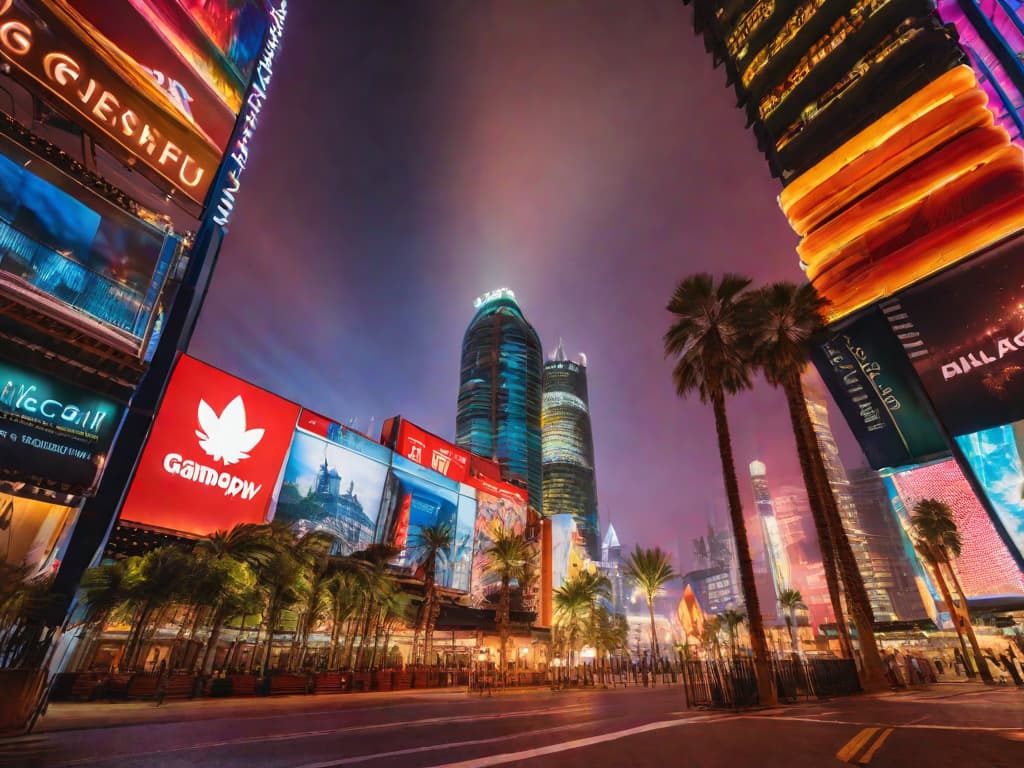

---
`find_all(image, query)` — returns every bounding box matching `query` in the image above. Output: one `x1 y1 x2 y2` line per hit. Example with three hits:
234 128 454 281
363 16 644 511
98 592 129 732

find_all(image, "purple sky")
190 0 864 571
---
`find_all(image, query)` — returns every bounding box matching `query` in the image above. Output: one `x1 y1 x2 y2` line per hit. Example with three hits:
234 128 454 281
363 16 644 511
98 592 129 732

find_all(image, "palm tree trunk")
789 371 887 691
710 385 776 704
923 546 973 678
646 597 658 687
781 372 854 659
200 605 229 675
499 575 510 686
328 607 343 670
942 555 992 682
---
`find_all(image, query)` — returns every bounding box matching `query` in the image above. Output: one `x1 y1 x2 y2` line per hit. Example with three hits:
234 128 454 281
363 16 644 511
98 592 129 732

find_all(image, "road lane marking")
414 715 731 768
835 728 879 763
48 704 590 767
741 713 1021 732
858 728 893 764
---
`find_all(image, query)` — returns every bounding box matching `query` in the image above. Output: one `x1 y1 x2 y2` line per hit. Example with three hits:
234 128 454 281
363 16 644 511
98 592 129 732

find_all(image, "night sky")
190 0 863 570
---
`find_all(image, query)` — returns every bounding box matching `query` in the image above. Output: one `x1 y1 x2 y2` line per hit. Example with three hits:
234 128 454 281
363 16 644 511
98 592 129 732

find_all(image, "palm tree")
194 523 277 570
777 587 806 655
348 544 399 669
552 576 593 669
323 560 365 669
718 609 746 658
119 546 191 671
408 521 454 666
747 281 887 689
700 615 723 660
664 272 775 702
623 545 677 669
483 524 534 685
912 499 992 682
71 560 131 671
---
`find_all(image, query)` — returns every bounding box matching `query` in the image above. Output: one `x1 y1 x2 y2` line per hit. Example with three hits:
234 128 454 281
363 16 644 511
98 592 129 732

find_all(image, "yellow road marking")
858 728 893 764
836 727 879 763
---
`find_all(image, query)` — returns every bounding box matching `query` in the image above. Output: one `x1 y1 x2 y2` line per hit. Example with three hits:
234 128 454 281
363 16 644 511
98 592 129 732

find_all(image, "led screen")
887 459 1024 597
384 455 461 578
957 419 1024 566
120 355 300 536
0 136 177 346
0 357 122 495
470 489 529 607
882 235 1024 436
273 423 390 556
811 308 947 470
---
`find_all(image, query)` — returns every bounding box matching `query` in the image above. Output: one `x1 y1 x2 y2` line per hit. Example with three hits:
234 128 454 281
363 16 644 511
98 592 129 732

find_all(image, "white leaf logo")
195 395 265 465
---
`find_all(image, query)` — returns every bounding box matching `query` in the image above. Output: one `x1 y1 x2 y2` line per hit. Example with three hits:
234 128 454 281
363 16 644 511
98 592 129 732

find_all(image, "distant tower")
804 375 897 621
542 339 600 557
456 289 544 511
749 460 790 624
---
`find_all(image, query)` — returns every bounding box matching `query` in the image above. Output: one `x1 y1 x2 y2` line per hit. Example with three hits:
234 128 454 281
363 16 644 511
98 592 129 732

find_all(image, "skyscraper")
749 461 791 621
804 377 898 621
542 340 600 558
456 289 544 512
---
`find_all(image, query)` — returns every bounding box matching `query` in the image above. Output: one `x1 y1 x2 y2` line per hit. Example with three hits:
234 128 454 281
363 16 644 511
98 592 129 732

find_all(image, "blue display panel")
0 135 178 349
957 420 1024 565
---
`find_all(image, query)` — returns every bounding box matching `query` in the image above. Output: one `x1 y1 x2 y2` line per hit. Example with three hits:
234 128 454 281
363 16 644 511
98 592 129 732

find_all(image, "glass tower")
456 289 543 512
542 340 600 558
749 460 790 624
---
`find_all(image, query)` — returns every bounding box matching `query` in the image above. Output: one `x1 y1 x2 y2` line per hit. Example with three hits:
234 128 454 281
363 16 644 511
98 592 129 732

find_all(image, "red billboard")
391 419 472 483
119 354 299 536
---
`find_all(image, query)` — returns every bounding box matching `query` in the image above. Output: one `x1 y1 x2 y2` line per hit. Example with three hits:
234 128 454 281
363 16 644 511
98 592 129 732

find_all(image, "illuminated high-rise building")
804 377 898 621
456 289 544 512
542 340 600 558
749 461 791 623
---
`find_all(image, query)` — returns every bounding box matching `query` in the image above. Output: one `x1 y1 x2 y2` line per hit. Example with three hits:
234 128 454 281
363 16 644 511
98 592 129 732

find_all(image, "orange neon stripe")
779 65 977 212
799 126 1012 268
816 192 1024 320
786 93 992 236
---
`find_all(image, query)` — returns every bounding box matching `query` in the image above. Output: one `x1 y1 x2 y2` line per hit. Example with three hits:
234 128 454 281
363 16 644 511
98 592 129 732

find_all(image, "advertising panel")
887 459 1024 597
272 412 390 555
384 454 461 581
119 354 299 536
0 133 179 349
0 357 121 495
956 420 1024 566
0 1 226 205
389 418 472 484
881 235 1024 436
0 490 77 577
469 485 529 606
811 309 947 469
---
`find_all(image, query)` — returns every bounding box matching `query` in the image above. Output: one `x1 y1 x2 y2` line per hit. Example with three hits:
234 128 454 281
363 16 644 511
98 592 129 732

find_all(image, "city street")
3 684 1022 768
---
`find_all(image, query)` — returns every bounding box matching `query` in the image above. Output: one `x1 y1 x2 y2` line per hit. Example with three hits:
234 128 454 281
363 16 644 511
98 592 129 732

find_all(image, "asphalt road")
2 683 1022 767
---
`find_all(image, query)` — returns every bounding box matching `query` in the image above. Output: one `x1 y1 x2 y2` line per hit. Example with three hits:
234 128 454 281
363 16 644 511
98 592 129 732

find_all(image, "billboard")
119 354 300 536
0 133 179 350
957 420 1024 567
0 1 281 208
887 459 1024 597
882 235 1024 436
387 418 472 483
0 357 122 495
469 483 529 606
0 490 78 577
272 414 391 555
384 455 461 577
811 309 947 470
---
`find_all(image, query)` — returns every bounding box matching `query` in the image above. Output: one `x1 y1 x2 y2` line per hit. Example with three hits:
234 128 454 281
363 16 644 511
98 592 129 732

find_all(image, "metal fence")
680 657 861 709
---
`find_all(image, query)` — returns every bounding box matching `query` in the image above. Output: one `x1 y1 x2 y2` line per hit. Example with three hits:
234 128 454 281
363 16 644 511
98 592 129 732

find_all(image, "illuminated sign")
473 287 516 309
0 1 221 204
120 355 299 535
811 310 946 469
393 420 471 483
0 357 121 495
882 234 1024 436
211 0 286 227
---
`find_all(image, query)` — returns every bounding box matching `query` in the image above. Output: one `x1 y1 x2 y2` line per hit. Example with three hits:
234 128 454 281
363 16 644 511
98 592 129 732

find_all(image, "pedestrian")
155 660 169 706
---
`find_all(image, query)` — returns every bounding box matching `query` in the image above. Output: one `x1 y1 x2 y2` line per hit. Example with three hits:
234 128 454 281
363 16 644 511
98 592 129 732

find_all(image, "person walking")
155 660 169 706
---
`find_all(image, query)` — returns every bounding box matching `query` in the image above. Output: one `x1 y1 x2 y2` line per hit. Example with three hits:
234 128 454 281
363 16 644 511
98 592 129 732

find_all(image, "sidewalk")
32 684 558 734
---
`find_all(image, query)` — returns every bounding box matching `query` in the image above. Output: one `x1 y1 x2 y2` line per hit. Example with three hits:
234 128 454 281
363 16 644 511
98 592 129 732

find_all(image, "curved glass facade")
542 343 599 558
455 289 544 513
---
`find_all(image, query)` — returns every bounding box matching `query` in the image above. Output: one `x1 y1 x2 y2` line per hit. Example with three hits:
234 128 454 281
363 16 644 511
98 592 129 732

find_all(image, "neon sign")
211 0 287 227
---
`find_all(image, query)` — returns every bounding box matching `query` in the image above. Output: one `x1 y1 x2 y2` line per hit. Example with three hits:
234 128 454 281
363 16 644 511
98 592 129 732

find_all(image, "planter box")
208 678 233 698
226 675 258 696
313 672 345 694
269 674 310 696
0 669 45 736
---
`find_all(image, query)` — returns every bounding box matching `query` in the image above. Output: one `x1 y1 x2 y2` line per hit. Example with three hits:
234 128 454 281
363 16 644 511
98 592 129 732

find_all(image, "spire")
553 338 567 361
602 523 620 550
